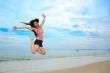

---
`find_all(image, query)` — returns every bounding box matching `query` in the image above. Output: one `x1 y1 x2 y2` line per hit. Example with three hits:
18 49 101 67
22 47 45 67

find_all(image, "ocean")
0 48 110 61
0 34 110 61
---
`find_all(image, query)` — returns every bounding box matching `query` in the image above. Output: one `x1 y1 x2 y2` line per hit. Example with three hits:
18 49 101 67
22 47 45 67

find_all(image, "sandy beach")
0 57 110 73
43 61 110 73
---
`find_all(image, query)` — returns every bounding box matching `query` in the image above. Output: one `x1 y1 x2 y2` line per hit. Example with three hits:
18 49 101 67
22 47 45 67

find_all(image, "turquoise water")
0 48 110 61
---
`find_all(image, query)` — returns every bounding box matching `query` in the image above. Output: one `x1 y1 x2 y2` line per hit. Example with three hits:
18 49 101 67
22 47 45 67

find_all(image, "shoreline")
0 57 110 73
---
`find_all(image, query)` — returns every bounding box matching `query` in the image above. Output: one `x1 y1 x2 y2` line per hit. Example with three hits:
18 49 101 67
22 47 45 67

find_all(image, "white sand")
0 57 110 73
43 61 110 73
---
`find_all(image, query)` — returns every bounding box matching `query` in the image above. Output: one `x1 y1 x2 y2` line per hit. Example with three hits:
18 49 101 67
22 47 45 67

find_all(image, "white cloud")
43 0 93 29
45 35 110 50
42 0 110 38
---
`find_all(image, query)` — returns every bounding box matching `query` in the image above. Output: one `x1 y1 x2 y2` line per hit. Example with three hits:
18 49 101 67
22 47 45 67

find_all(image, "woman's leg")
29 35 39 54
38 47 46 55
29 35 46 55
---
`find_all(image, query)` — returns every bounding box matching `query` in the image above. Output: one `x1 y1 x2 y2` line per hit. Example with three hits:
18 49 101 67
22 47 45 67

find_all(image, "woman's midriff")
34 26 43 40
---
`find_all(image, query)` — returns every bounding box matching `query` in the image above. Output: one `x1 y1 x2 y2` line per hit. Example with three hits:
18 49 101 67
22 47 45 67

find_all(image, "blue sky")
0 0 110 51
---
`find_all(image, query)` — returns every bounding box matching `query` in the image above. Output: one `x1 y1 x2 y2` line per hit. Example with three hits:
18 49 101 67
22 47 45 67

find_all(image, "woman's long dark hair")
26 18 39 37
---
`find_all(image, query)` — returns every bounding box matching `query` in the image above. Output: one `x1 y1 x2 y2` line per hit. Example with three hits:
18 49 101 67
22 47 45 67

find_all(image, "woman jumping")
13 14 46 55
